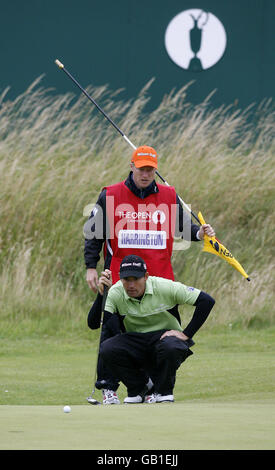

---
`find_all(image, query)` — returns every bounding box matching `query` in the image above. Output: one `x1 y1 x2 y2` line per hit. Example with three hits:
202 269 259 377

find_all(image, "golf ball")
63 405 71 413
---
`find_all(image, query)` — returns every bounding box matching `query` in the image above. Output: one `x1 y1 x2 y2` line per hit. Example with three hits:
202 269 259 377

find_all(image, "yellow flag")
198 211 250 281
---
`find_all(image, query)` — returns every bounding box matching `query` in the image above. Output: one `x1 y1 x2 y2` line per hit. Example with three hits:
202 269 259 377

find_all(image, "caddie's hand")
86 268 98 293
160 330 189 341
98 269 112 295
198 224 216 240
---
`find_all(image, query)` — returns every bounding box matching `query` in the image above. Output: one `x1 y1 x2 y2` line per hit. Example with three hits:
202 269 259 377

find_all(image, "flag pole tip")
247 277 251 281
55 59 64 69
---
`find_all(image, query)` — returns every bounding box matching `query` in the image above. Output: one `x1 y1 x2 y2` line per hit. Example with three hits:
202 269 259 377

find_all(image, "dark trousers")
100 330 192 396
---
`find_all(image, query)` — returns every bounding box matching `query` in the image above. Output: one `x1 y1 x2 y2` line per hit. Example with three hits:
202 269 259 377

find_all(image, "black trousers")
100 330 192 396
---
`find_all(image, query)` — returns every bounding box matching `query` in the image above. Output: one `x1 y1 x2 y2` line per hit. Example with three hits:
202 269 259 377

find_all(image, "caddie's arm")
175 195 200 242
176 195 215 241
85 189 111 292
197 224 216 240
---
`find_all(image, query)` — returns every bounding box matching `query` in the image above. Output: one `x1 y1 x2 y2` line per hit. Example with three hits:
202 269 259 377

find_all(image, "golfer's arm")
87 294 115 331
183 291 215 338
102 310 122 337
87 293 103 329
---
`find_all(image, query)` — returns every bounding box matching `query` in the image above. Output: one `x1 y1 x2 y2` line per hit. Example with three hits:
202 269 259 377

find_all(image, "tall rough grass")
0 77 274 337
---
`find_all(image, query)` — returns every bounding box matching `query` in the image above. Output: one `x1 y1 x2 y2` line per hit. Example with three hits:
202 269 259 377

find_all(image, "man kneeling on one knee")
100 255 215 404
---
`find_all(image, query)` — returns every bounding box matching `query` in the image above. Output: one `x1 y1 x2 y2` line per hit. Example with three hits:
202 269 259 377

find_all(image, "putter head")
87 395 101 405
88 398 101 405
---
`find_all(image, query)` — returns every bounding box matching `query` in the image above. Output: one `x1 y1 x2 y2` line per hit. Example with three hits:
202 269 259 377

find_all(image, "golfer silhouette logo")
165 9 227 71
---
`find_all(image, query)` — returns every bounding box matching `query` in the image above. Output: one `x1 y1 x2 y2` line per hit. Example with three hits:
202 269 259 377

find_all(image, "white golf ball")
63 405 71 413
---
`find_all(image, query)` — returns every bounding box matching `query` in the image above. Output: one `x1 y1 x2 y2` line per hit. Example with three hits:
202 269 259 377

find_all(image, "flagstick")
55 59 201 225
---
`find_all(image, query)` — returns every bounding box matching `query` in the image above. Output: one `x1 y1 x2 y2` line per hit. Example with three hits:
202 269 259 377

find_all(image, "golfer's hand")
160 330 189 341
86 268 98 292
98 269 112 295
198 224 215 240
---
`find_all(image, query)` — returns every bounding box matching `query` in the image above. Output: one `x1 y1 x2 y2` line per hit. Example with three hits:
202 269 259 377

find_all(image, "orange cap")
131 145 158 169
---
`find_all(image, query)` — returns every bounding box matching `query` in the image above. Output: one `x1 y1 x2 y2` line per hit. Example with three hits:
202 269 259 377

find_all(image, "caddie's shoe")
124 395 143 404
102 389 120 405
144 393 157 403
156 394 174 403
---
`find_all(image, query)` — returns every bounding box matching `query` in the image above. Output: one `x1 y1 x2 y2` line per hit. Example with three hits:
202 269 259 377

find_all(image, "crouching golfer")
100 255 215 404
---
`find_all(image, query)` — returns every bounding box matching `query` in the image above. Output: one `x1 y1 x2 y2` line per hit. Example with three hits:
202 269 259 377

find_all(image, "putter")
87 285 108 405
55 59 201 225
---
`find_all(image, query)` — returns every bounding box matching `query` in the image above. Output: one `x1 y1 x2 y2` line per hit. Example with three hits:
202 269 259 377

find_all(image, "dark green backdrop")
0 0 274 109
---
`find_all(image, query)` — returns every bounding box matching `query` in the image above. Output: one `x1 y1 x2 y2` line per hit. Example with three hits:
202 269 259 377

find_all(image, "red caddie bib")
105 181 177 283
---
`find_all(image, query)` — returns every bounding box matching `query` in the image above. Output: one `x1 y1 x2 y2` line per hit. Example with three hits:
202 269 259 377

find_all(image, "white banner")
118 230 167 249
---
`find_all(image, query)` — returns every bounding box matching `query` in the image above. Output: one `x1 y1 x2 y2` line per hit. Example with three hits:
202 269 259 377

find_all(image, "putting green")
1 401 274 450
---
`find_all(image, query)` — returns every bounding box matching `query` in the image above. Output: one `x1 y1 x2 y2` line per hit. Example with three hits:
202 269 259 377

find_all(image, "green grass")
1 403 274 450
1 328 274 406
0 329 274 450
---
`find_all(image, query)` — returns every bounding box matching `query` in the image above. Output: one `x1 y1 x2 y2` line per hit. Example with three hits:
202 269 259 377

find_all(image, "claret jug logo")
165 9 227 71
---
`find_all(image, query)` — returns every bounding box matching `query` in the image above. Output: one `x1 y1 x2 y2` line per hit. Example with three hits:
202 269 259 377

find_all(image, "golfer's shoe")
144 393 157 403
102 389 120 405
156 393 174 403
124 379 155 404
124 395 143 404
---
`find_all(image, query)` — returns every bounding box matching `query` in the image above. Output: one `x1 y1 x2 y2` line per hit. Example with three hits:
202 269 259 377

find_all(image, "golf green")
1 401 274 450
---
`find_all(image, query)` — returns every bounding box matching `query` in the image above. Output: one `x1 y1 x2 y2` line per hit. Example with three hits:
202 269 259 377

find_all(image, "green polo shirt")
105 276 200 333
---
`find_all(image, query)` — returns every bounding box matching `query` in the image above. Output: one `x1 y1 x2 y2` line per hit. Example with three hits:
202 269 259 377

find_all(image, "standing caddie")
84 145 215 289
